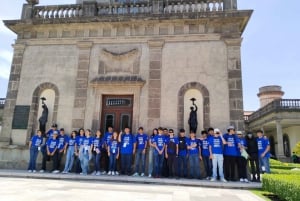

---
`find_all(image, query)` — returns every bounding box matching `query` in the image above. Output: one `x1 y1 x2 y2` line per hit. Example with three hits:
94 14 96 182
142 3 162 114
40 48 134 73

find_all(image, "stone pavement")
0 177 264 201
0 169 261 190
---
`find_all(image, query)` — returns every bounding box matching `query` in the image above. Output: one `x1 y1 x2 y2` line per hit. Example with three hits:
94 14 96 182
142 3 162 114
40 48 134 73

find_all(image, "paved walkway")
0 169 261 190
0 177 264 201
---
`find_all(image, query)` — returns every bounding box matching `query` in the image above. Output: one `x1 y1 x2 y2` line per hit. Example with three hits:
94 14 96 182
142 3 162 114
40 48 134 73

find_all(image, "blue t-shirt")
47 138 58 153
238 138 247 156
120 133 134 154
30 135 43 147
46 129 60 138
209 136 223 154
104 132 113 145
93 137 104 149
223 134 240 156
166 137 179 154
68 137 76 146
57 134 69 150
82 136 93 147
75 135 85 146
108 139 119 154
178 136 188 156
201 138 210 156
187 138 200 155
153 134 166 154
257 137 270 158
135 133 148 150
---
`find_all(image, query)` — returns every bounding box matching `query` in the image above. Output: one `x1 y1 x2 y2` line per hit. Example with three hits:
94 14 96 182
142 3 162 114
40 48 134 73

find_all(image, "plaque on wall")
12 105 30 129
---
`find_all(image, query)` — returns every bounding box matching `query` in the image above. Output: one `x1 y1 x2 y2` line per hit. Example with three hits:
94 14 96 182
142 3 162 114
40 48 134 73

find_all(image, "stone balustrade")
34 4 83 19
97 1 152 15
164 0 223 13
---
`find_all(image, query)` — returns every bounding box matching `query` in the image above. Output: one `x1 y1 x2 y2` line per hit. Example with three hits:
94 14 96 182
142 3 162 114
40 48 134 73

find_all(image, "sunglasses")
215 132 220 134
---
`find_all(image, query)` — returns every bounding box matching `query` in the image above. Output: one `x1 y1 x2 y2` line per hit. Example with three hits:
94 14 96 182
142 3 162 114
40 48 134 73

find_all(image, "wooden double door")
101 95 133 133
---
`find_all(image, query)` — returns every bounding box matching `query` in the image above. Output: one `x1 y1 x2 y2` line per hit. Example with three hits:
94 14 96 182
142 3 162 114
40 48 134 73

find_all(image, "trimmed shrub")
271 168 300 175
263 174 300 201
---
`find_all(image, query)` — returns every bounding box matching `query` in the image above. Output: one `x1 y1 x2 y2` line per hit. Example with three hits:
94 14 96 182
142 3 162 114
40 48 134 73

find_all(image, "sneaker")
115 171 119 175
80 172 83 175
28 170 32 173
148 174 152 178
210 178 216 182
91 171 97 175
141 173 145 177
62 171 67 174
206 177 210 180
101 171 107 175
32 170 36 173
39 169 45 173
112 171 115 176
108 171 112 175
52 170 60 174
240 178 244 182
132 172 139 177
96 171 101 176
221 178 228 183
244 178 249 183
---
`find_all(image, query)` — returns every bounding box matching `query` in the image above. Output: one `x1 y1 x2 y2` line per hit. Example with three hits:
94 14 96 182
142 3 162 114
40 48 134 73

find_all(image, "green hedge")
271 168 300 175
263 174 300 201
270 159 300 168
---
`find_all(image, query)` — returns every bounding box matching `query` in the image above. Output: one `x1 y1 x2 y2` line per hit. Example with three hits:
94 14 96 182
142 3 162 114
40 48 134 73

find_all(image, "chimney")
257 85 284 108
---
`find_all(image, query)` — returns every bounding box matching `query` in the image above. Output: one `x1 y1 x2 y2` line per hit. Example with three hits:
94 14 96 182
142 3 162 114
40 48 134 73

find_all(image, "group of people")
27 124 270 183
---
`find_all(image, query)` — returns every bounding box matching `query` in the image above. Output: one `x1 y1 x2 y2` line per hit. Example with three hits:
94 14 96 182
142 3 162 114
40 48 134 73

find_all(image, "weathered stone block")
74 98 87 108
149 61 161 70
148 108 160 118
72 119 84 128
228 70 241 79
229 89 242 99
75 89 87 98
149 70 161 79
148 98 161 108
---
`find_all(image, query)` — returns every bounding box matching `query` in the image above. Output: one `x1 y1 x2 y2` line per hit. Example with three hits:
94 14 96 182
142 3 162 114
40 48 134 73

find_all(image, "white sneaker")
32 170 36 173
115 171 119 175
62 171 67 174
210 178 216 182
132 172 139 176
141 173 145 177
112 171 115 176
39 169 45 173
221 178 228 183
244 178 249 183
101 171 107 175
52 170 60 174
240 178 244 182
28 170 32 173
206 177 210 180
91 171 96 175
108 171 112 175
148 174 152 178
96 171 101 176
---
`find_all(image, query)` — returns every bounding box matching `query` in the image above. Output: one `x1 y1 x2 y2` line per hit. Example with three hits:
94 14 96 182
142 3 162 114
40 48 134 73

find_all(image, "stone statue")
39 97 48 134
188 98 198 133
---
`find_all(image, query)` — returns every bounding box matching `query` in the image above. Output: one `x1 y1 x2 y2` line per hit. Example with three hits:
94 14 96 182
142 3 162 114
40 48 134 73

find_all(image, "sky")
0 0 299 111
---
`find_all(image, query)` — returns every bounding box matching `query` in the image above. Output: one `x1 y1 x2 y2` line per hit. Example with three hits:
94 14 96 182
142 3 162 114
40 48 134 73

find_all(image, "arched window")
269 135 276 158
283 134 291 157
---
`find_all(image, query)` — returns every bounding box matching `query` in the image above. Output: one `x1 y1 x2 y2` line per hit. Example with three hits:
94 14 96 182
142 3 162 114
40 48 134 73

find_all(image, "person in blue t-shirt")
200 130 212 179
92 129 104 176
45 123 60 138
165 129 178 178
187 131 202 179
257 130 270 173
148 128 158 178
74 128 85 173
46 131 59 173
223 126 241 181
56 128 68 172
177 128 188 178
153 127 166 178
119 127 135 175
133 127 148 177
103 126 114 174
108 131 120 176
79 129 93 175
62 130 77 173
236 131 249 182
28 130 43 172
209 128 227 182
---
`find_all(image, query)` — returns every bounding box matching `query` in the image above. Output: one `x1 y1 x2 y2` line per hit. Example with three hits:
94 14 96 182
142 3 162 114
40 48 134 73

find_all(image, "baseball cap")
214 128 221 134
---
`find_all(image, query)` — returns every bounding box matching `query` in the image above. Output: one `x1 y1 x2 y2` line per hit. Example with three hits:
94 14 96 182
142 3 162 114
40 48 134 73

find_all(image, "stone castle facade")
0 0 252 167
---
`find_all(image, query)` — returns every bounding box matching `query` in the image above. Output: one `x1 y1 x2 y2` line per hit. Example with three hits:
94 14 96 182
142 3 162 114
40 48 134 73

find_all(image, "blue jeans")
121 153 132 175
148 148 154 175
177 155 188 177
189 154 200 178
154 153 164 176
202 155 212 177
28 146 39 171
259 156 270 173
80 151 90 175
109 153 117 171
63 146 75 172
135 149 146 173
93 152 101 172
212 154 224 179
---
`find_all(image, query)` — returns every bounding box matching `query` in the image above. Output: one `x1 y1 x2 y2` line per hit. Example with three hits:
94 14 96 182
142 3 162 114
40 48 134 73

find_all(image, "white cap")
214 128 221 133
236 131 243 135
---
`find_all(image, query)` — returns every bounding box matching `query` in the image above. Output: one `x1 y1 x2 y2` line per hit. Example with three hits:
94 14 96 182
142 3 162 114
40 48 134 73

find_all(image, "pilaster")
276 120 285 158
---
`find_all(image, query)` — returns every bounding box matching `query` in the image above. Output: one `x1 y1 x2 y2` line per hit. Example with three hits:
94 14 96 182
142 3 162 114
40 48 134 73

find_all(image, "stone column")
72 41 93 130
224 38 244 130
223 0 237 10
0 43 26 145
276 120 285 157
147 40 164 131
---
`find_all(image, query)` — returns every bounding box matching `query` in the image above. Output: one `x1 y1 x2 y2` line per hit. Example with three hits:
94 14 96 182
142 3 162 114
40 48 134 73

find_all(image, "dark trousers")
167 154 176 177
202 155 212 177
93 152 101 172
154 153 164 177
41 144 49 170
237 156 247 179
101 150 109 172
50 151 58 171
249 153 260 180
224 155 237 181
28 147 39 171
121 154 132 175
162 157 169 177
177 155 187 177
109 153 117 171
57 151 64 170
75 155 82 173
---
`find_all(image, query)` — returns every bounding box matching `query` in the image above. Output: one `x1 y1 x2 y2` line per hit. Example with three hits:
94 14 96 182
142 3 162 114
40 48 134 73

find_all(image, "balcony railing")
246 99 300 123
32 0 224 19
0 98 5 109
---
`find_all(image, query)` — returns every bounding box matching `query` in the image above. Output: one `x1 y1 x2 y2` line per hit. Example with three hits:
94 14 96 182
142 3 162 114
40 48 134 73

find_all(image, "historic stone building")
0 0 252 167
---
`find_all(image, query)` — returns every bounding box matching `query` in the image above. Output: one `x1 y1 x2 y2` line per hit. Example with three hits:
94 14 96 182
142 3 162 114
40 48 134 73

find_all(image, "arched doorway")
269 135 276 158
283 134 291 157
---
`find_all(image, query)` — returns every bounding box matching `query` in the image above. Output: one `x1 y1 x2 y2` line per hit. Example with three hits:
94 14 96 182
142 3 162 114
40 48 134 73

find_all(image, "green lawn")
251 190 272 201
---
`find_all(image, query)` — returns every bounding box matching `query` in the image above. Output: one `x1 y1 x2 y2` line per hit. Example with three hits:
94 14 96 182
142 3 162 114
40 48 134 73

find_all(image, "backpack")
178 137 187 150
